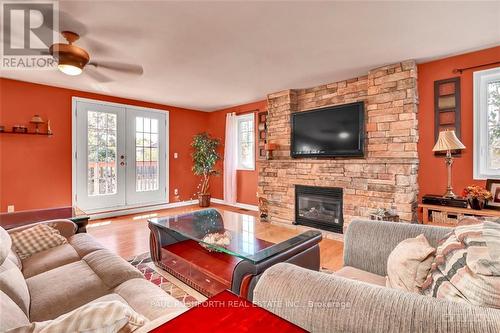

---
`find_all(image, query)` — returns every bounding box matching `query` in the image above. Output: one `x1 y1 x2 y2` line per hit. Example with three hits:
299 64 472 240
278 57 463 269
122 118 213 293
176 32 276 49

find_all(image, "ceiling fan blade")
85 67 114 83
88 61 144 75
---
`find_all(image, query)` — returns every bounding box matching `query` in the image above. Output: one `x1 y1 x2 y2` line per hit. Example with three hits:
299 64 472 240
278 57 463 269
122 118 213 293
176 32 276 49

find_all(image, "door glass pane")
87 111 117 196
135 116 159 192
487 80 500 169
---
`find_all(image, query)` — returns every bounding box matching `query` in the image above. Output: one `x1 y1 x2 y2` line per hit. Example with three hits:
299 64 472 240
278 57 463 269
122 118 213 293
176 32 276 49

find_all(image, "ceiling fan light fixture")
58 63 83 76
49 39 90 76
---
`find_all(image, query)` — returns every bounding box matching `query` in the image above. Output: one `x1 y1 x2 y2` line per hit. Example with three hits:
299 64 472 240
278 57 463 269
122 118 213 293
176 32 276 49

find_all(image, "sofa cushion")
8 249 22 270
114 278 187 321
68 233 106 258
83 249 143 289
422 220 500 308
385 234 435 293
22 243 80 278
16 301 147 333
0 226 12 265
27 260 109 321
0 258 31 316
11 224 67 259
335 266 386 286
0 290 30 332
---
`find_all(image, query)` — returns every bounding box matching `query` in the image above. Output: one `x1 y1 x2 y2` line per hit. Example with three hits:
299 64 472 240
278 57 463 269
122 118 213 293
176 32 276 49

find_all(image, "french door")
74 98 168 212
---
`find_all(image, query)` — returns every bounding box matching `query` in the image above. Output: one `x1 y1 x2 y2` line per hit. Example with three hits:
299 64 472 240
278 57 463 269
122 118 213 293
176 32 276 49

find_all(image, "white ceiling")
1 1 499 111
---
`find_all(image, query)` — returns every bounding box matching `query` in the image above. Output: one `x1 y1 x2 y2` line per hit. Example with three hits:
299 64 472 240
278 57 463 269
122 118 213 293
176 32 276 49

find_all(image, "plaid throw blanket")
421 218 500 308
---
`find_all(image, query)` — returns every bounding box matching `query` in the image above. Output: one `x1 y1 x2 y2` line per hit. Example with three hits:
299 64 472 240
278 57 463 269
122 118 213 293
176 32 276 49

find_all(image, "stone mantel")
258 61 419 232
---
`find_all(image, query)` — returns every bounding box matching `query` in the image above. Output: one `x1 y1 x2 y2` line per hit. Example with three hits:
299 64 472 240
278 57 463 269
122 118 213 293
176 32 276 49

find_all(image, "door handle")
120 161 126 166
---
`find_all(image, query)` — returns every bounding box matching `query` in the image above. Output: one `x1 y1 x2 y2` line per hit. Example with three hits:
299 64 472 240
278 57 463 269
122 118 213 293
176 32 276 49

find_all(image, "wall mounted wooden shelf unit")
0 131 53 136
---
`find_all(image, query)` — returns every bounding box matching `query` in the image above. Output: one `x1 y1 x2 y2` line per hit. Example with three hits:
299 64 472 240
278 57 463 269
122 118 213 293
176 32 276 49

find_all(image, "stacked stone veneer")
258 61 419 232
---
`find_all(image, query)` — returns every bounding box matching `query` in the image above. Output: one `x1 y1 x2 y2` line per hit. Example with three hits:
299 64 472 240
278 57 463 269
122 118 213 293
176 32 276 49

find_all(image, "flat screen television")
291 101 365 158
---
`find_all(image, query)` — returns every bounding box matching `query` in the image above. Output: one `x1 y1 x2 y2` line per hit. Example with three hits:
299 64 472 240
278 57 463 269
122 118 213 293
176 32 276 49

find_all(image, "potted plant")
191 132 221 207
462 185 492 210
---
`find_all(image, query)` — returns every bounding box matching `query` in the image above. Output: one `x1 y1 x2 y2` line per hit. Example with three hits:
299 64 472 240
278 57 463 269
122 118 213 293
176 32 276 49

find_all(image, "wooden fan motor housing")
49 31 90 69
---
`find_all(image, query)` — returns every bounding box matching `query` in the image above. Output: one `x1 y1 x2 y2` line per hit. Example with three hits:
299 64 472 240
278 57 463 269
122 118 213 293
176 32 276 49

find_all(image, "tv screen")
291 102 365 157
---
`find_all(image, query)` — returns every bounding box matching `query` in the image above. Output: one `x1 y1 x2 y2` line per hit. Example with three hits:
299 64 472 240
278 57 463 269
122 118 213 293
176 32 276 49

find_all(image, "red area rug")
128 252 202 307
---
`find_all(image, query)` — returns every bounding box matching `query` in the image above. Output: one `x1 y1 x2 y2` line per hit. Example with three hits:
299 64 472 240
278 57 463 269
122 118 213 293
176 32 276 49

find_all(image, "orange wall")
208 100 267 206
0 78 208 212
417 46 500 199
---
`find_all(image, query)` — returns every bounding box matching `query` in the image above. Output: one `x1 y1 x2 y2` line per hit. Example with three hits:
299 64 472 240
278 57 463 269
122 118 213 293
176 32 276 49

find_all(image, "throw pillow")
386 234 436 293
10 300 147 333
10 224 67 260
421 219 500 308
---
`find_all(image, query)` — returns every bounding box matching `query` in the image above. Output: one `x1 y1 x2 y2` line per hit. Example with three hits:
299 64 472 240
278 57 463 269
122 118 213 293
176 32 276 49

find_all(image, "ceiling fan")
48 30 143 81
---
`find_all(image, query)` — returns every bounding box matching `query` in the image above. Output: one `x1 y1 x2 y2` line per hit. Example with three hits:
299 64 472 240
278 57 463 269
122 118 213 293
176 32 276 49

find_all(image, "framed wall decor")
485 179 500 210
434 77 461 156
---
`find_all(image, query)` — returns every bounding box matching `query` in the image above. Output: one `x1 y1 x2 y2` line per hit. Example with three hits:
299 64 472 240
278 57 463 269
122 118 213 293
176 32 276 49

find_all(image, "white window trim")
236 113 255 171
473 67 500 180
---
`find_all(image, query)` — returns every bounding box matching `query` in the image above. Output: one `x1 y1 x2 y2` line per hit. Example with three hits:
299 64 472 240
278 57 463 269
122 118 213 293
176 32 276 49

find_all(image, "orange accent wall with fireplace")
0 78 208 212
417 46 500 200
207 100 267 206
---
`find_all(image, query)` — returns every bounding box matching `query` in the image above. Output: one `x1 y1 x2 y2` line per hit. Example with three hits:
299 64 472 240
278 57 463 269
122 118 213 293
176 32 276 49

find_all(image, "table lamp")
432 130 466 198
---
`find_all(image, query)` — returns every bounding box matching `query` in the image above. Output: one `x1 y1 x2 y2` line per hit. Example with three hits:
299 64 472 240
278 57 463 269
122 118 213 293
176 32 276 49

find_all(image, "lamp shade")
432 130 466 152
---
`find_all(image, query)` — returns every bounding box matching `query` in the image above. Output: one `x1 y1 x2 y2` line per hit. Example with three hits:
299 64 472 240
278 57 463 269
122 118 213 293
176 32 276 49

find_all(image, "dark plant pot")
468 197 485 210
198 194 211 207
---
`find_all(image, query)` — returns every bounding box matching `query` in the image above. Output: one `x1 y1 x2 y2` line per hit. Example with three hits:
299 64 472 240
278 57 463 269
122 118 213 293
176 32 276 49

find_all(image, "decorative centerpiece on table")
462 185 492 210
200 231 231 252
191 133 221 207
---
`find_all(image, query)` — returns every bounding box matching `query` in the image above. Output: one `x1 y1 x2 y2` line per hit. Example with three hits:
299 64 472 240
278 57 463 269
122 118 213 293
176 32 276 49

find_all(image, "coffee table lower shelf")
158 240 242 297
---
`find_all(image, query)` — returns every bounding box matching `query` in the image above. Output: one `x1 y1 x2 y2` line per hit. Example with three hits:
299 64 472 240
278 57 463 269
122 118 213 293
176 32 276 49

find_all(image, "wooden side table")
419 203 500 226
150 290 306 332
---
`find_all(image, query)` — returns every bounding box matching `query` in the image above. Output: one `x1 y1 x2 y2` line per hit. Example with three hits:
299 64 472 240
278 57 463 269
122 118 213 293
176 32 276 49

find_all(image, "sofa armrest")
7 219 77 239
343 220 451 276
253 263 500 333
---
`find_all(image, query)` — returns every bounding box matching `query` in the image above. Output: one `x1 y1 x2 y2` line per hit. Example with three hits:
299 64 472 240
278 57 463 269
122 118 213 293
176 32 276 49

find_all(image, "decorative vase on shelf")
468 197 485 210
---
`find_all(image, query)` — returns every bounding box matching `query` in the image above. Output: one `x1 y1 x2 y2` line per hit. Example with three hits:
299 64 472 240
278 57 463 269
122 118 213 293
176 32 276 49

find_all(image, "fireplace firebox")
294 185 343 234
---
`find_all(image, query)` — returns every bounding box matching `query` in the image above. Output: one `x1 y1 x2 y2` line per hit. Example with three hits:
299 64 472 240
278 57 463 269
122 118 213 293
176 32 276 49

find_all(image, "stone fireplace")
295 185 343 234
258 61 419 235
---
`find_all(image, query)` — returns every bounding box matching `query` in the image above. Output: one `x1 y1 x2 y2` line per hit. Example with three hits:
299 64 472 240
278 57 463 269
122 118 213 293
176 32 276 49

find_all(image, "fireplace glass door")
295 185 343 233
298 194 341 225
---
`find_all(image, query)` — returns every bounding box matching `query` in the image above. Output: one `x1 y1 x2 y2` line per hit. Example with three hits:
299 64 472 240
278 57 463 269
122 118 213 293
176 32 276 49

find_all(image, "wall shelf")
0 130 53 136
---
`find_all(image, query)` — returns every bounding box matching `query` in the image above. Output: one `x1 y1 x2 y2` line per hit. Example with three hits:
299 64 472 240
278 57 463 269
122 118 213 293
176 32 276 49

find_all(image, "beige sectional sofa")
0 220 187 332
254 220 500 333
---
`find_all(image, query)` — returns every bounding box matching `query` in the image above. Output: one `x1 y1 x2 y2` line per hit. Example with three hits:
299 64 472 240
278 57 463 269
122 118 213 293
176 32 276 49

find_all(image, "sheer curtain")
224 113 238 204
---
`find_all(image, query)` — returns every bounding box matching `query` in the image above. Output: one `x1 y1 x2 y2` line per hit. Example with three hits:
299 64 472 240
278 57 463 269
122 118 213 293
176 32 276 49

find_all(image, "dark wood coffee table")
150 290 307 332
148 208 322 299
0 206 90 233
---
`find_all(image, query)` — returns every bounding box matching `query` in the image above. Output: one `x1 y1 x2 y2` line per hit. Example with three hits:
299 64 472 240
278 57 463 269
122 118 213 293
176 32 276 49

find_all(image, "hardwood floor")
87 203 344 271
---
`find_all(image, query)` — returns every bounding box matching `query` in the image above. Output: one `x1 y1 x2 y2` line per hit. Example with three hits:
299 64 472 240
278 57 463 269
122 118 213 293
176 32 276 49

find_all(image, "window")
237 113 255 170
135 116 159 191
474 67 500 179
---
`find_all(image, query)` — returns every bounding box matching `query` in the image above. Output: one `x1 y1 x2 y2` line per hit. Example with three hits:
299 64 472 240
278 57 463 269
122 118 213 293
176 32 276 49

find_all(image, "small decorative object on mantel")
462 185 492 210
12 125 28 133
0 125 4 132
30 115 45 133
264 143 277 160
370 208 400 222
485 179 500 210
200 231 231 252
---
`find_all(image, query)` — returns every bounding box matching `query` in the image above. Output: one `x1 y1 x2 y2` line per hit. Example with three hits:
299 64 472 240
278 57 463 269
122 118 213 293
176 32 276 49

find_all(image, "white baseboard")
88 200 198 220
210 198 259 211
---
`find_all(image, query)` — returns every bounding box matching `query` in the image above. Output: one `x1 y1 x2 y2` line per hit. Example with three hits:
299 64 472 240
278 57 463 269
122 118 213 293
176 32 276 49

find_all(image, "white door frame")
71 97 169 213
